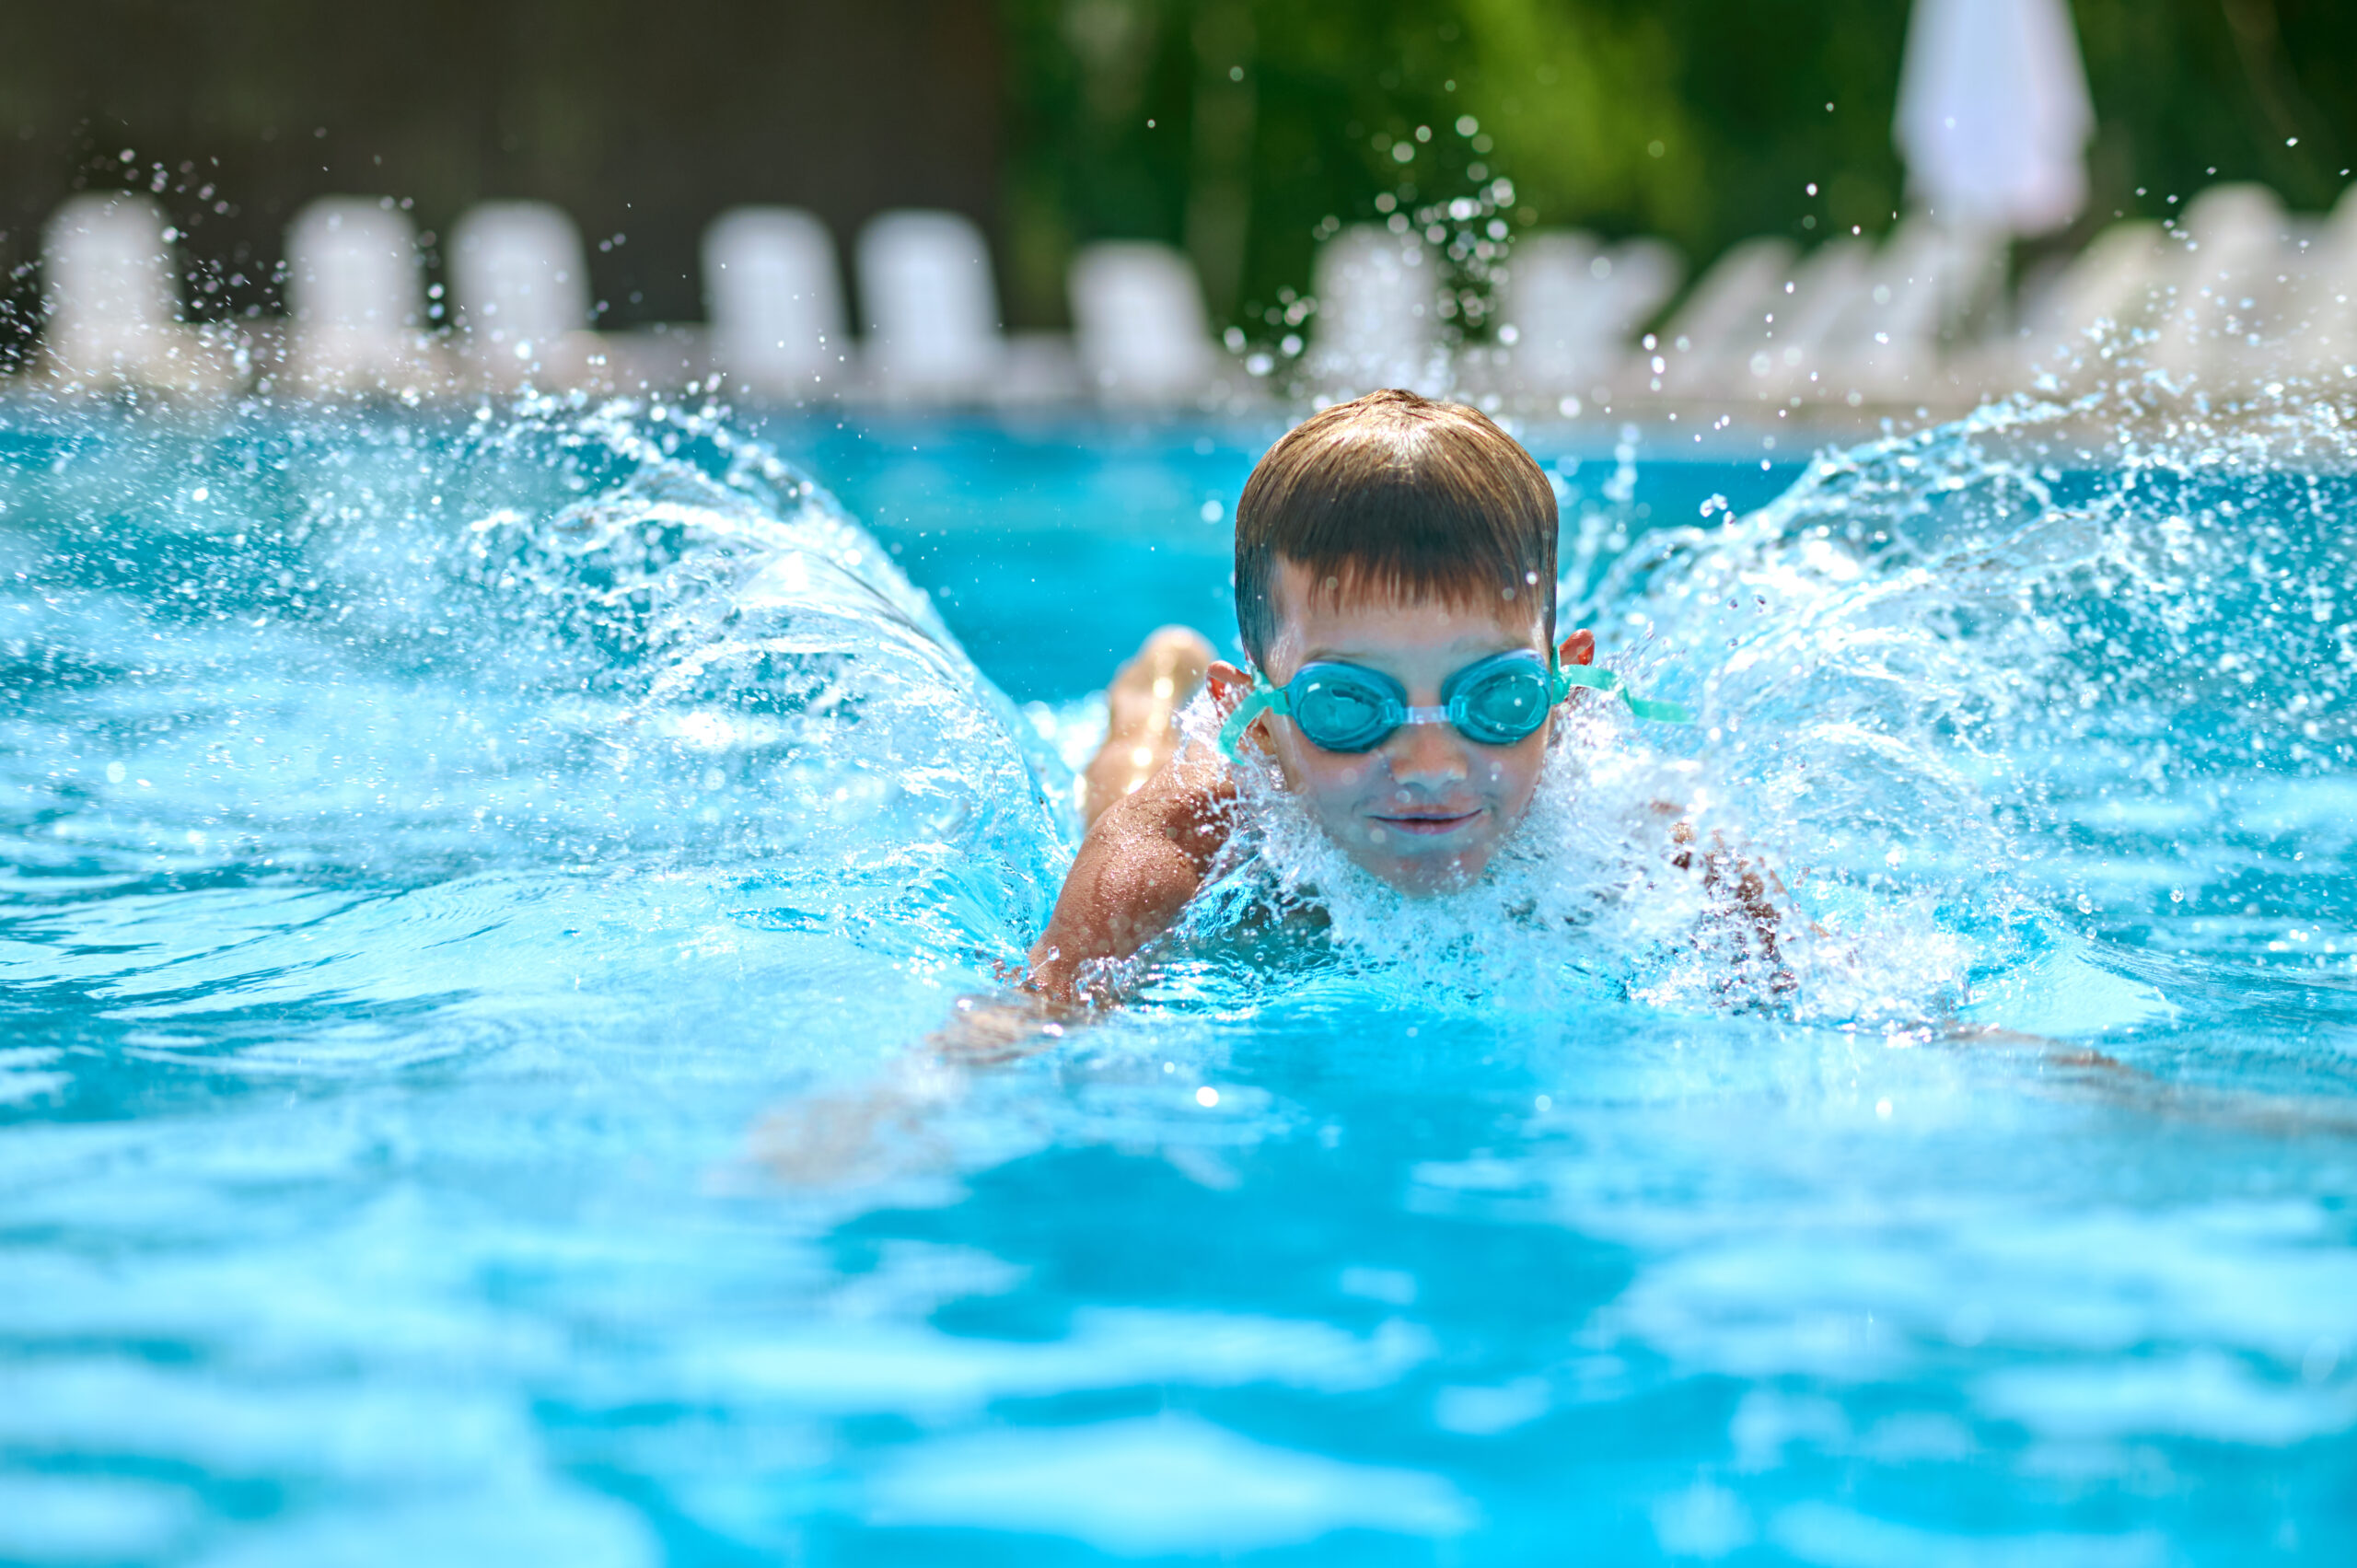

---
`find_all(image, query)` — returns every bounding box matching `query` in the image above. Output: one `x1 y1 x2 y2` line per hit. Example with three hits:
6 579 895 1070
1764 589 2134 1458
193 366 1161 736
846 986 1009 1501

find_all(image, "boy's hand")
931 988 1076 1064
750 987 1076 1188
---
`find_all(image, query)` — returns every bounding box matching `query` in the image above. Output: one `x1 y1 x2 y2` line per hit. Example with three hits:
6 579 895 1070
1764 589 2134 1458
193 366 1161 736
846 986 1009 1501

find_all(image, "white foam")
863 1413 1474 1551
679 1307 1434 1417
1168 676 1968 1027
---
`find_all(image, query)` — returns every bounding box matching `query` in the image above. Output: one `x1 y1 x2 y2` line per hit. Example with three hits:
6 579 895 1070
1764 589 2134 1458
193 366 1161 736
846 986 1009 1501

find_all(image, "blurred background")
3 0 2351 348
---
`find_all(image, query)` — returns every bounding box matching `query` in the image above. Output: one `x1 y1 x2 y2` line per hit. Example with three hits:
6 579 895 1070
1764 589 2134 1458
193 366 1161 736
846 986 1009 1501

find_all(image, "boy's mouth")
1369 807 1484 836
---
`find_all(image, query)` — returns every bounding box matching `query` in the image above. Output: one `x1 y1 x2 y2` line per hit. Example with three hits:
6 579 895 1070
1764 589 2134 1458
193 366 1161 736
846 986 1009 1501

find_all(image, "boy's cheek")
1306 757 1388 812
1267 733 1365 796
1284 760 1383 838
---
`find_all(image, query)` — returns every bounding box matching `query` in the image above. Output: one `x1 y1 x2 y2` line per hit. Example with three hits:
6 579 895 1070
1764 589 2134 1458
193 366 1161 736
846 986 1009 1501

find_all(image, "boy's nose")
1384 719 1469 788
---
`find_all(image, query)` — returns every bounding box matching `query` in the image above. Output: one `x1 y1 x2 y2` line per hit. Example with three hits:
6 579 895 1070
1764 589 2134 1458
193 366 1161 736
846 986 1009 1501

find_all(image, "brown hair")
1232 389 1558 667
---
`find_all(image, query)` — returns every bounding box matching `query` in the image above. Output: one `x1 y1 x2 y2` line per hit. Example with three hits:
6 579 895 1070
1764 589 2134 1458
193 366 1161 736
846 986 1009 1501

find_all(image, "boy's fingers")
1205 659 1253 714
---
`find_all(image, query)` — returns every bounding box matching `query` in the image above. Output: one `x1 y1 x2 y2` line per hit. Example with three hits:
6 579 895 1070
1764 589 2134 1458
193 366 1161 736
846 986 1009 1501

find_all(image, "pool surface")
0 391 2351 1564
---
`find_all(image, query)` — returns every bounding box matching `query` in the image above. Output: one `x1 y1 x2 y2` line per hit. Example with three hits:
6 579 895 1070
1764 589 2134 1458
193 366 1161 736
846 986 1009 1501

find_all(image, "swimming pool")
0 390 2350 1564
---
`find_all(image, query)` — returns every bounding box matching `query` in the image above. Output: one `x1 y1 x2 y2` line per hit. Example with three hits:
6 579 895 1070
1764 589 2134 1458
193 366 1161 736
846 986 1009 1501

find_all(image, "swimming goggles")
1217 648 1692 761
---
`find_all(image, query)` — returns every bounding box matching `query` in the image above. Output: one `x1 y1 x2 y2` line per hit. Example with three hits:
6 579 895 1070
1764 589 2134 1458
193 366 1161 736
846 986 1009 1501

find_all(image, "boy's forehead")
1267 556 1544 650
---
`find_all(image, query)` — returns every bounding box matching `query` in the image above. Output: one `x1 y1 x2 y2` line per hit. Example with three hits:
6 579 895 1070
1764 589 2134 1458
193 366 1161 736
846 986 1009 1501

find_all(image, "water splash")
1141 383 2354 1038
1 390 1074 1102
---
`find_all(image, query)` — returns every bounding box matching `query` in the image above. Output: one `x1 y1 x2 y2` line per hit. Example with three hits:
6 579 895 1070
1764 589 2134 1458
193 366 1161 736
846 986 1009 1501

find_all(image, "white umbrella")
1894 0 2096 234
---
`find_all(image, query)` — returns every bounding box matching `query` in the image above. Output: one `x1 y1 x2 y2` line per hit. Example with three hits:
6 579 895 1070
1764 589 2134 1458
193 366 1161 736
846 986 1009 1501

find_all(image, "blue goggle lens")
1291 669 1402 751
1447 657 1553 746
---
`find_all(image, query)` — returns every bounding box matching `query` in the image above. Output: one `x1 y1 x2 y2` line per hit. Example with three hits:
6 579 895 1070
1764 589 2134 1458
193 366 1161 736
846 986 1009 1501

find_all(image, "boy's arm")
1024 747 1234 1003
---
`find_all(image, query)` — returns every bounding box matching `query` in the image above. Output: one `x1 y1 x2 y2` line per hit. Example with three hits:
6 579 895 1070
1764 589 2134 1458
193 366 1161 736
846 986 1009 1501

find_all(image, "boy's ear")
1558 629 1596 667
1206 660 1254 714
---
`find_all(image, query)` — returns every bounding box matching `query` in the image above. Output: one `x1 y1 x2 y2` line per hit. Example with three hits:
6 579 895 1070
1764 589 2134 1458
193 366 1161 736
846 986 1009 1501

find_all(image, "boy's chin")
1344 841 1495 896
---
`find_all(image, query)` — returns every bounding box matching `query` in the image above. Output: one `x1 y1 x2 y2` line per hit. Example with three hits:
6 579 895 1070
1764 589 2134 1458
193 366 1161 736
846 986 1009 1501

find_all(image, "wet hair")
1233 389 1558 667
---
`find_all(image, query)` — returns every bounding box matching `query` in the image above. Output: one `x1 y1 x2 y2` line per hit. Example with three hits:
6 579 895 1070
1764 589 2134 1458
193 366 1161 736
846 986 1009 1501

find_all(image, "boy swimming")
1022 387 1772 1007
761 391 2146 1176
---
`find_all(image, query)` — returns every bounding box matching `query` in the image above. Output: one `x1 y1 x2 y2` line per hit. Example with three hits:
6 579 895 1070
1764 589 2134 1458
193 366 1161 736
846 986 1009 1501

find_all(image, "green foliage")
1001 0 2357 334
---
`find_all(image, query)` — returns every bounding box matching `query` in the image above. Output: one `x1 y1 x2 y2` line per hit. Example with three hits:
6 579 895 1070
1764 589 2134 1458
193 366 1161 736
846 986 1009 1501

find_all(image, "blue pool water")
0 391 2351 1564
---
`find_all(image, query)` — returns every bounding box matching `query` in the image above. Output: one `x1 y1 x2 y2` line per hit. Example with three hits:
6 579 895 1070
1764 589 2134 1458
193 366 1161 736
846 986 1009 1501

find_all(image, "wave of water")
1 394 1073 1105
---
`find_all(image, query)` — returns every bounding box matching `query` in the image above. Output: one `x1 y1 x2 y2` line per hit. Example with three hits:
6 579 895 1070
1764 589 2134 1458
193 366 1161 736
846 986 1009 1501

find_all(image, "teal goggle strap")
1218 657 1693 762
1550 662 1695 726
1216 679 1287 761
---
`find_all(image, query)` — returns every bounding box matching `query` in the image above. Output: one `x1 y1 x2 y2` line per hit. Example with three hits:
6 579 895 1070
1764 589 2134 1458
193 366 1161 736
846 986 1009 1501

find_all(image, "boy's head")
1213 389 1589 893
